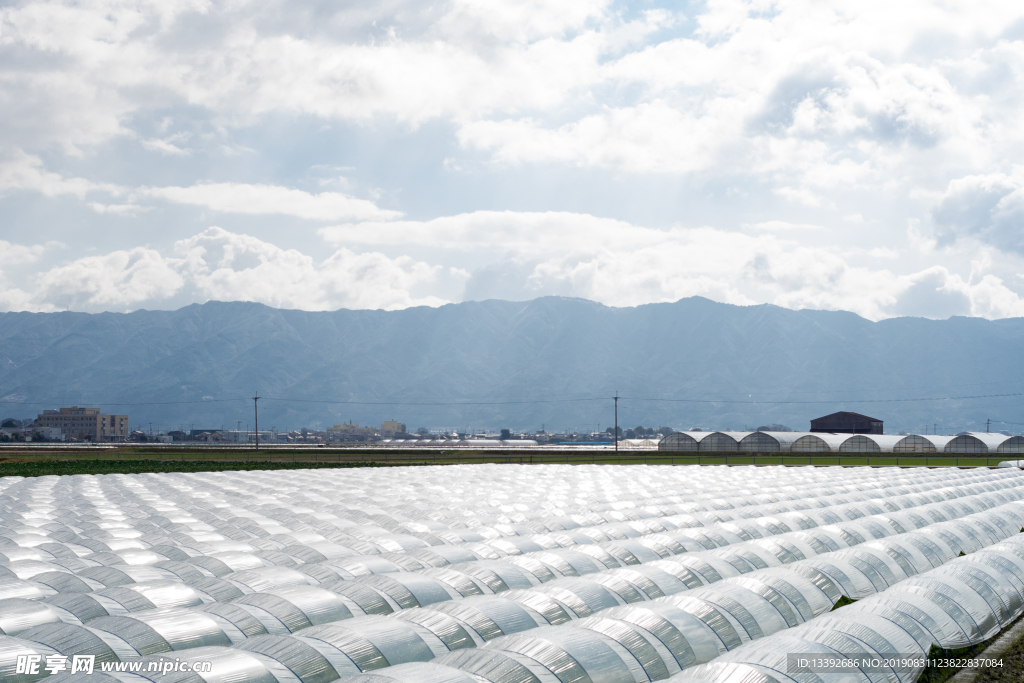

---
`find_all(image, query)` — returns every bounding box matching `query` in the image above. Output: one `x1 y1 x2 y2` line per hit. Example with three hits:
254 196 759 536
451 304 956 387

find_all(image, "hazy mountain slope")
1 297 1022 434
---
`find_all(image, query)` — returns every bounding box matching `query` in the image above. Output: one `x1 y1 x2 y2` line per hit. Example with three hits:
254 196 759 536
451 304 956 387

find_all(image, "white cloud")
0 0 1020 182
324 210 1024 320
0 287 45 312
885 266 1024 319
951 273 1024 319
0 155 399 221
0 0 1019 200
143 183 402 221
458 101 735 173
930 170 1024 254
456 42 986 182
3 215 1022 321
0 0 667 150
746 220 822 231
33 247 185 309
0 228 451 312
438 0 610 43
175 227 447 310
443 0 1023 215
745 252 1024 321
2 0 1024 323
140 136 191 156
0 240 51 264
321 210 639 252
0 152 121 198
89 202 146 215
0 0 207 153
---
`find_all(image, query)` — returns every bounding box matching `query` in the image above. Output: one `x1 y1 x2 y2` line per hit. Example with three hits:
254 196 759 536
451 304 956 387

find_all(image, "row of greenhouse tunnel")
659 430 1024 453
2 465 1024 683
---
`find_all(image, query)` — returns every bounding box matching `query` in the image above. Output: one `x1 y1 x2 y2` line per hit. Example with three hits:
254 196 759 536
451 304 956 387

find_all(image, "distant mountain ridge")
1 297 1022 434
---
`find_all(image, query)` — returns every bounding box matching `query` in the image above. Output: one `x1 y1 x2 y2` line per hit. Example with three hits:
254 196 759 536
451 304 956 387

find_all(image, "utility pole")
614 393 619 453
253 393 260 451
987 419 990 433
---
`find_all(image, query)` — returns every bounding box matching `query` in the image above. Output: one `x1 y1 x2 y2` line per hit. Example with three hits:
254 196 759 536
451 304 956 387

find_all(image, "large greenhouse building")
659 430 1024 453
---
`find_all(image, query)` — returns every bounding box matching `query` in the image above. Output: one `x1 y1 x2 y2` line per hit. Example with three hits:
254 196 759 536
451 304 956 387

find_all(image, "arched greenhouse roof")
697 432 750 452
837 434 905 452
791 434 849 452
659 433 700 451
998 436 1024 453
945 432 1012 453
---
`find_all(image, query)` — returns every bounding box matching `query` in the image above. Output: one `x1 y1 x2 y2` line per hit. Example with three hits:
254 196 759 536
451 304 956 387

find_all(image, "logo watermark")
787 653 1003 673
15 655 213 676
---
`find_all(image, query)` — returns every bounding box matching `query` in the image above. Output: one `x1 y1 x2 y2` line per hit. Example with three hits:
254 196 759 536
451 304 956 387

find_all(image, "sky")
2 0 1024 321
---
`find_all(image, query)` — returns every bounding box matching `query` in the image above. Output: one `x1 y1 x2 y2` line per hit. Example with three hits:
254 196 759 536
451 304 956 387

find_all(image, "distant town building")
39 427 65 441
328 423 374 434
34 406 129 441
810 411 883 434
381 420 406 435
219 430 254 443
326 423 377 441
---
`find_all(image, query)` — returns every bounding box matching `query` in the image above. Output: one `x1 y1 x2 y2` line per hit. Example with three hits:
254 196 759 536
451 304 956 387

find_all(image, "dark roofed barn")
810 411 883 434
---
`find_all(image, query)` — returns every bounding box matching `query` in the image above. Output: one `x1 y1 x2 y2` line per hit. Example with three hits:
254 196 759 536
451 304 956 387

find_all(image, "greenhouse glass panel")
893 435 936 453
658 433 701 452
697 433 742 453
737 434 780 452
998 436 1024 453
837 435 881 453
789 436 831 452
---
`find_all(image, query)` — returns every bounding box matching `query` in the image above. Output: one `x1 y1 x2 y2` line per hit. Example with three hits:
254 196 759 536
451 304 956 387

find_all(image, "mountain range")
1 297 1022 435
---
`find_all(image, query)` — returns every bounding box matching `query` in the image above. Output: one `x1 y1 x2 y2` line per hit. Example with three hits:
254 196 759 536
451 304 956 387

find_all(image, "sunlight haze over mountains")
2 1 1024 320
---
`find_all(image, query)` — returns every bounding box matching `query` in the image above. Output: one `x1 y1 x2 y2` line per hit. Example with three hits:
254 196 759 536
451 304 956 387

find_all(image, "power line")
0 399 246 406
621 392 1024 405
590 379 1024 399
236 391 1024 406
259 396 609 406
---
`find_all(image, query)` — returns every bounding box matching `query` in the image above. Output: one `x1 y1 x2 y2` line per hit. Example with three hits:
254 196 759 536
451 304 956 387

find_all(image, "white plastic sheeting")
0 465 1023 683
619 440 661 450
665 532 1024 683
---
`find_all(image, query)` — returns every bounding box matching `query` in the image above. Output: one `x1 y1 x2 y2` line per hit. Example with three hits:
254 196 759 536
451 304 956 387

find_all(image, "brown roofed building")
810 411 883 434
34 406 129 441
